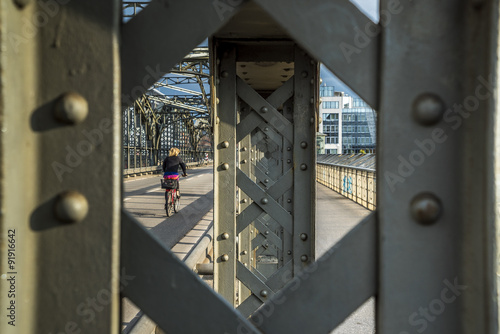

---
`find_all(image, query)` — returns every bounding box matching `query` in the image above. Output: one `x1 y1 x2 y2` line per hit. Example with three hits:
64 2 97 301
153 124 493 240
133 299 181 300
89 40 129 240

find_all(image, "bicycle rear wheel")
174 193 180 213
165 191 174 216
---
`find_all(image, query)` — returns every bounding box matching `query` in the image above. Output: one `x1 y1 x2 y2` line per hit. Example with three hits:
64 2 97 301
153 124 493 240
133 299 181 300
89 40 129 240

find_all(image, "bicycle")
161 174 187 216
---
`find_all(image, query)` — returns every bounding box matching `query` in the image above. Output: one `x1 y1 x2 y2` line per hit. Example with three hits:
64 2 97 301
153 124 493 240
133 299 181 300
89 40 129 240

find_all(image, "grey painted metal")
252 213 377 333
238 108 253 303
121 0 247 104
254 0 379 108
213 45 238 304
121 211 259 334
0 1 121 333
292 47 317 273
377 0 480 333
214 41 316 315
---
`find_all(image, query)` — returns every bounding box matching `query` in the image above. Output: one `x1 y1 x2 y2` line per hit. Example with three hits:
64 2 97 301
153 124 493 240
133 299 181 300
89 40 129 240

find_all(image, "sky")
320 0 379 98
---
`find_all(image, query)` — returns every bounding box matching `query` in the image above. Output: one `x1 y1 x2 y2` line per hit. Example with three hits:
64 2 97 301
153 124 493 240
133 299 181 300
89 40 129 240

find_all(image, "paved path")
121 166 213 331
121 168 375 333
316 182 374 334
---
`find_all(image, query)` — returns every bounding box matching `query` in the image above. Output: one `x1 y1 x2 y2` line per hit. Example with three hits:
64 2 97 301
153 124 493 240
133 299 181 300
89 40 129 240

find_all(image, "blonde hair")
169 147 180 157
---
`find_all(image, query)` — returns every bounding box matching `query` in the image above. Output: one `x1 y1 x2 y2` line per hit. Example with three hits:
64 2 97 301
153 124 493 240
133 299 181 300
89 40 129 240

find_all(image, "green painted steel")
1 0 499 333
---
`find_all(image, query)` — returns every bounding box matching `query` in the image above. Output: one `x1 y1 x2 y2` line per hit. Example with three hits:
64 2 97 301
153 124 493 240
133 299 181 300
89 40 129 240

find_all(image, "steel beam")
213 44 238 304
121 211 259 334
0 0 121 333
121 0 248 105
254 0 379 108
252 213 377 333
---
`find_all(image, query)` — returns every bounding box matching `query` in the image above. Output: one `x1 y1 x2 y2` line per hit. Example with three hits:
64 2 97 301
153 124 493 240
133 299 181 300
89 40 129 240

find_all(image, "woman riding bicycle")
162 148 187 203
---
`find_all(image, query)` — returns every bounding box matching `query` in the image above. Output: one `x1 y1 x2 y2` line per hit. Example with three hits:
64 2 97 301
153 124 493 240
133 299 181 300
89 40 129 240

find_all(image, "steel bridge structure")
1 0 500 334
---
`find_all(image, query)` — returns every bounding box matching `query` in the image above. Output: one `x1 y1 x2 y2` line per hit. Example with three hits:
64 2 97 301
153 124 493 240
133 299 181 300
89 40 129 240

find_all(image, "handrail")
316 161 376 211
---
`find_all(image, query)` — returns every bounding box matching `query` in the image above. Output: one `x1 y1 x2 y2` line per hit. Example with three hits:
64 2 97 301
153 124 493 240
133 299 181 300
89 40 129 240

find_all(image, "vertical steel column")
292 47 316 272
377 0 492 332
238 103 253 304
0 1 121 333
213 45 237 304
127 108 131 169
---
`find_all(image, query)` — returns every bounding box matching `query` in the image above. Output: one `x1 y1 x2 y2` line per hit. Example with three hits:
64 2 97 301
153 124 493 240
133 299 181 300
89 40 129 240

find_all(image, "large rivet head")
287 198 292 203
221 233 229 240
241 198 248 204
301 71 308 78
300 141 308 149
265 230 270 235
54 191 89 224
412 93 445 126
264 179 269 183
241 159 247 164
221 163 229 170
410 192 442 225
221 141 229 148
221 254 229 262
54 92 88 125
301 255 308 262
287 250 292 255
300 164 308 171
260 106 268 113
241 147 247 152
260 290 268 298
261 198 269 205
300 233 308 241
287 159 292 164
221 71 229 78
242 250 248 255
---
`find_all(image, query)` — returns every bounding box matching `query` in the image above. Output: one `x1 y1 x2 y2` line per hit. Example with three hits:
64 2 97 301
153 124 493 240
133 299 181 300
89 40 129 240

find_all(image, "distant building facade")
319 86 377 154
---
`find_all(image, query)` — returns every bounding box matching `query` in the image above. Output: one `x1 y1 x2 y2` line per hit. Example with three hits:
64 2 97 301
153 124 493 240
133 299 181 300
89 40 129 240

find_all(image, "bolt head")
300 233 308 241
54 191 89 224
54 92 88 125
300 164 308 171
260 107 268 113
261 198 269 205
221 141 229 148
300 141 308 149
260 290 268 298
221 163 229 170
412 93 445 126
222 233 229 240
301 255 308 262
410 192 442 225
221 254 229 262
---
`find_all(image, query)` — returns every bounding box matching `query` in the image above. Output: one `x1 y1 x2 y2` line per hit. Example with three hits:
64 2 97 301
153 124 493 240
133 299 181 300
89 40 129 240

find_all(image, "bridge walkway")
121 166 374 333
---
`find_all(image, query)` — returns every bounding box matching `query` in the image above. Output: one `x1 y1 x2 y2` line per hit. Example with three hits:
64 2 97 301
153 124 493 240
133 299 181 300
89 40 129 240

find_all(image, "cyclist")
162 148 187 203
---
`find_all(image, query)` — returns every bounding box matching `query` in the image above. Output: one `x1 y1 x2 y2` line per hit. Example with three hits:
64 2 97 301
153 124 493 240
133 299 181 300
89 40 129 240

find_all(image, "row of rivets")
53 92 89 224
411 93 444 225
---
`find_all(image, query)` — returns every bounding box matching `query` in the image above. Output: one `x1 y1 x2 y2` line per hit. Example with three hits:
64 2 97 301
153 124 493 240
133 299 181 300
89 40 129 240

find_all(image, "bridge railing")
316 154 376 210
123 161 212 177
